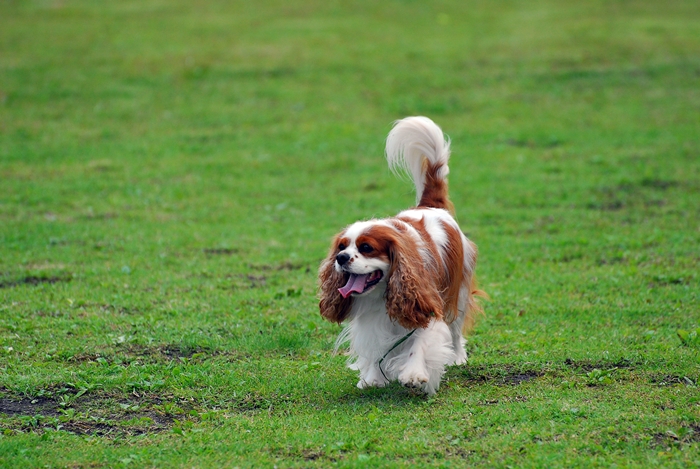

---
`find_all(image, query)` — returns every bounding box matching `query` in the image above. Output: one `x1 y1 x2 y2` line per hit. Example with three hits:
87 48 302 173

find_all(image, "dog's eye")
358 243 373 253
338 243 346 251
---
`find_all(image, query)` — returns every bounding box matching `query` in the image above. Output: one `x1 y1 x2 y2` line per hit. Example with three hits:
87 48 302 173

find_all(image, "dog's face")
319 219 444 329
333 222 392 298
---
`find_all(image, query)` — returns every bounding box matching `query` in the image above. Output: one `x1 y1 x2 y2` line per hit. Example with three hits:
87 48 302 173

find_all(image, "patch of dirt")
208 273 267 290
647 274 691 288
478 396 529 406
59 421 121 436
81 212 118 220
301 450 325 461
563 357 634 372
586 178 681 212
0 396 60 416
0 389 190 438
252 261 310 272
108 343 218 364
40 414 173 437
651 425 700 449
504 137 562 149
227 274 267 289
158 344 213 359
203 248 239 256
61 342 248 366
445 447 474 459
649 374 695 387
243 274 267 288
588 199 625 211
99 304 141 315
638 178 679 190
0 275 70 289
272 448 337 463
597 254 628 266
503 373 539 385
65 353 97 363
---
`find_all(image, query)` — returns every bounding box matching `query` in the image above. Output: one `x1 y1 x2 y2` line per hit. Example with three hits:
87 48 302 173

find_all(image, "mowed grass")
1 0 699 467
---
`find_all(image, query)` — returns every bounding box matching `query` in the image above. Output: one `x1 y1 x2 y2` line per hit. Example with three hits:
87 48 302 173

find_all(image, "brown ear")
318 242 353 324
385 236 443 329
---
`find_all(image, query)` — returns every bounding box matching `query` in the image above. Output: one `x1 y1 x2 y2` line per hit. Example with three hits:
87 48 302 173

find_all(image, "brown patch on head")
355 227 394 263
318 234 353 323
337 236 350 250
418 162 454 214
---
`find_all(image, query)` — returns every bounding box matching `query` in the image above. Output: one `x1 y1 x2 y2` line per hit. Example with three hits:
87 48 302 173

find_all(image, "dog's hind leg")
447 286 469 366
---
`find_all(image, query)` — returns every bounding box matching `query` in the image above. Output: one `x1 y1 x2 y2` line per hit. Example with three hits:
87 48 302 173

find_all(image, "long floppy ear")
385 236 443 329
318 241 353 324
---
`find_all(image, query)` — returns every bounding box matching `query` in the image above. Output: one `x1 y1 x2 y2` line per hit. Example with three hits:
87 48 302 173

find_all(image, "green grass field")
1 0 699 467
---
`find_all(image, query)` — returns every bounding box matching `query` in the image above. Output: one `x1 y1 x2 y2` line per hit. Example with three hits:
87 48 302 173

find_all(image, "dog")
318 116 483 395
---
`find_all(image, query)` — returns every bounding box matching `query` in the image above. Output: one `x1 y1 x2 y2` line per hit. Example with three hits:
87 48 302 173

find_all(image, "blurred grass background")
1 0 699 467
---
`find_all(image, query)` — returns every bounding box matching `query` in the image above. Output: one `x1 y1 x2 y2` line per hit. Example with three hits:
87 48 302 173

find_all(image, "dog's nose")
336 252 351 266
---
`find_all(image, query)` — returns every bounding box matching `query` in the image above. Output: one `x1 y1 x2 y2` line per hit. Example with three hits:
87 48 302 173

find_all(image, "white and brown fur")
318 116 484 395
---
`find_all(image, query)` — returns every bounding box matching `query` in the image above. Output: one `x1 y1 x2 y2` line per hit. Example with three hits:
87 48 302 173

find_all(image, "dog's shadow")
334 381 438 408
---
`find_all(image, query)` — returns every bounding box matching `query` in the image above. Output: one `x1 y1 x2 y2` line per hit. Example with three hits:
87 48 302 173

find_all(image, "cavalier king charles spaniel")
318 116 483 395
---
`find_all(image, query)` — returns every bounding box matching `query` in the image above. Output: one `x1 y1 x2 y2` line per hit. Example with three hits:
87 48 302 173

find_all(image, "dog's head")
318 221 442 328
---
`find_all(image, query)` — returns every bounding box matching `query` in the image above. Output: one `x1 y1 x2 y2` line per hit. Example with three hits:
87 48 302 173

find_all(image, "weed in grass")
585 368 617 387
677 328 700 347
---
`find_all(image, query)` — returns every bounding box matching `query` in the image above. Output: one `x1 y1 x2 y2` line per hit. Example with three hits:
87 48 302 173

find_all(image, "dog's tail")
385 116 453 213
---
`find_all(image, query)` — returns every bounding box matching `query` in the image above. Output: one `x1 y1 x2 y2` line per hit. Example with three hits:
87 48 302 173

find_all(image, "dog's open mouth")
338 270 384 298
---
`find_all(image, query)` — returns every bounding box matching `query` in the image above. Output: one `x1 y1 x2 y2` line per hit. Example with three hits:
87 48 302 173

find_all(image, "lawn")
1 0 699 467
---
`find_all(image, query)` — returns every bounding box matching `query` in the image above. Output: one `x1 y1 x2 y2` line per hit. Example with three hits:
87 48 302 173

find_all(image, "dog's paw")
449 349 468 366
398 368 429 390
357 377 388 389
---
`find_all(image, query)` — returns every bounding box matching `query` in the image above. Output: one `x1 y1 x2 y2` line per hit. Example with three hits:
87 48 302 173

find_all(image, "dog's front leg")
398 322 452 395
357 362 389 389
398 339 430 390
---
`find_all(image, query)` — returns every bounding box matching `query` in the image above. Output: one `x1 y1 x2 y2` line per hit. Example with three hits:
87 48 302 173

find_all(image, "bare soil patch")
0 275 70 289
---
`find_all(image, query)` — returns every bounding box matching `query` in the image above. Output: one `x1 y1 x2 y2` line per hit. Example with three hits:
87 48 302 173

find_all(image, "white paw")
449 350 468 366
398 368 429 390
357 376 388 389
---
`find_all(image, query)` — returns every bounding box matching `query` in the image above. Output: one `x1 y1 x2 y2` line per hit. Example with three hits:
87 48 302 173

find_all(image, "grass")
1 0 699 467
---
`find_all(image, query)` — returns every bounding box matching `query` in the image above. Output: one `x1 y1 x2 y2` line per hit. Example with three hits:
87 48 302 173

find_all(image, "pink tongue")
338 274 369 298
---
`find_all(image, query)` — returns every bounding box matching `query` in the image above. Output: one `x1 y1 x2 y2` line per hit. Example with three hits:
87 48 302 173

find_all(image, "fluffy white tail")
385 116 451 206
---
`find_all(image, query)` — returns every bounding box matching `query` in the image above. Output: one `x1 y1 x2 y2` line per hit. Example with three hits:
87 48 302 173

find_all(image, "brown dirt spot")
651 425 700 449
0 275 70 289
649 374 695 387
108 343 216 364
1 390 186 437
0 396 60 416
445 447 474 459
301 450 324 461
478 396 529 406
563 357 633 372
252 261 309 272
203 248 239 255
